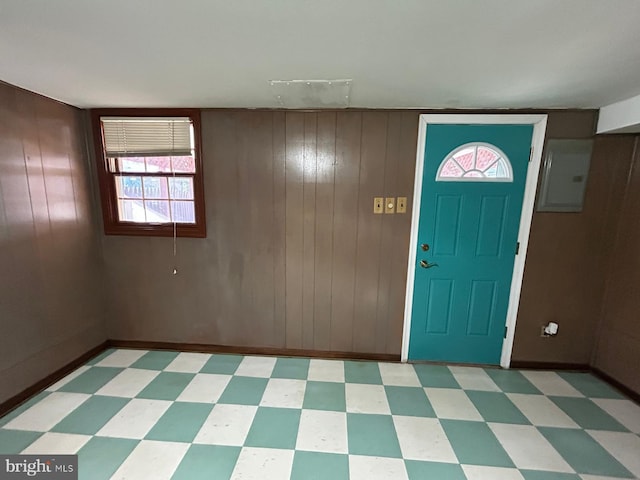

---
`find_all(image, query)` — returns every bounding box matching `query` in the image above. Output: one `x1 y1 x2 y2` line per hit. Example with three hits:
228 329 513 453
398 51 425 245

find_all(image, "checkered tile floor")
1 349 640 480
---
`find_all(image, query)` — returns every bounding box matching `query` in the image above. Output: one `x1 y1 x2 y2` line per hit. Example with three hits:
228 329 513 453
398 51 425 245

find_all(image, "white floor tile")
111 440 189 480
346 384 391 414
95 349 147 368
230 447 293 480
592 399 640 434
587 430 640 478
296 410 348 454
462 465 525 480
96 399 171 439
507 393 579 428
164 352 211 373
520 371 583 397
378 363 420 387
424 388 483 421
234 356 277 378
193 404 257 446
393 416 457 463
449 366 501 392
489 423 574 472
259 379 306 409
579 476 634 480
176 373 231 403
45 366 90 392
21 432 91 454
4 392 90 432
95 368 159 398
349 455 408 480
308 359 345 383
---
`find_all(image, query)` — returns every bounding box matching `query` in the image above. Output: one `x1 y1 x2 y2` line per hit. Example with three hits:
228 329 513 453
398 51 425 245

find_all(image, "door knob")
419 259 438 269
420 243 430 251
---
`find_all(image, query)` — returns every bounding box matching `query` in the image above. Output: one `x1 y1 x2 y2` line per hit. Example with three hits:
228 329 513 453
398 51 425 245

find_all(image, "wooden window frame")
91 108 206 238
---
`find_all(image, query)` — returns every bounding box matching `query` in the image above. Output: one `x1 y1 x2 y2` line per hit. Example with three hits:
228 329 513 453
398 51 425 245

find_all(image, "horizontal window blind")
102 117 193 157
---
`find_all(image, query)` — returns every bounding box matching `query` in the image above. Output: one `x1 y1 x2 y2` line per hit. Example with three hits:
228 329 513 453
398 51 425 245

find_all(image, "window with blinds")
92 110 206 238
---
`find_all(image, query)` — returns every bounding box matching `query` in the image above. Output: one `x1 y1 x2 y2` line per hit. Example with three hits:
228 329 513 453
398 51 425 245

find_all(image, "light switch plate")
385 197 395 214
373 197 384 214
396 197 407 213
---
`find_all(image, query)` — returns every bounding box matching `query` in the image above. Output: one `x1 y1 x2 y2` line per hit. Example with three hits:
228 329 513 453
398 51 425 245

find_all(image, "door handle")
419 259 438 269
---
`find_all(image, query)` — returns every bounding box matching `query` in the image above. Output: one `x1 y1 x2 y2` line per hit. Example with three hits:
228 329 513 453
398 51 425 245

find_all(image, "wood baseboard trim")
592 368 640 405
510 361 590 371
0 341 109 418
107 339 400 363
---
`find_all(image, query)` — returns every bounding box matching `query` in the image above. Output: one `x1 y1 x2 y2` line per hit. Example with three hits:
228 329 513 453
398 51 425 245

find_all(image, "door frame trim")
401 114 548 367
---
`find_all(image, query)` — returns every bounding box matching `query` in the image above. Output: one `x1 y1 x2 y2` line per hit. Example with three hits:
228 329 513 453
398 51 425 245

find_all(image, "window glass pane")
171 156 196 173
117 157 146 173
115 176 142 198
452 147 475 170
171 201 196 223
439 159 464 178
143 177 169 199
436 143 513 182
118 199 146 222
169 177 194 200
145 157 173 173
144 200 171 222
476 147 499 171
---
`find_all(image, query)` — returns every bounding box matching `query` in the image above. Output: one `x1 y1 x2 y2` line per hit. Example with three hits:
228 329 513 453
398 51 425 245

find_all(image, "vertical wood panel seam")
351 113 364 351
328 113 337 348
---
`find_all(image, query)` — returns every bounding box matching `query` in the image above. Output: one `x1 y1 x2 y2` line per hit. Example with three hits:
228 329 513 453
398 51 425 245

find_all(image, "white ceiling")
1 0 640 109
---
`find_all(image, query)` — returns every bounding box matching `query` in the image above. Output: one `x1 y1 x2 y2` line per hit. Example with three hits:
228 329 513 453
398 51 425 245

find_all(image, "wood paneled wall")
512 114 634 365
103 111 418 354
594 136 640 395
0 82 106 404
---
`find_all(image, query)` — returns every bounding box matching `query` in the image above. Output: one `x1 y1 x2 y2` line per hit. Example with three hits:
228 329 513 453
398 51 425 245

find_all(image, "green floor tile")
85 348 116 365
291 451 349 480
466 391 530 424
136 372 194 401
58 367 122 394
347 413 402 458
272 357 310 379
557 372 624 399
77 437 139 480
303 381 346 411
344 361 382 384
385 386 435 417
440 419 514 468
539 427 633 477
172 444 241 480
0 429 42 454
52 396 129 435
130 350 179 370
0 391 50 428
145 402 213 443
218 376 268 405
405 460 466 480
413 364 460 388
519 470 581 480
200 354 244 375
244 407 301 449
485 369 541 394
550 396 628 431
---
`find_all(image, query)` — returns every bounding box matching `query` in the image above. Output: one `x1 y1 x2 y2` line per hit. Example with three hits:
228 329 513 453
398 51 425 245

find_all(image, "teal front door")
408 123 533 365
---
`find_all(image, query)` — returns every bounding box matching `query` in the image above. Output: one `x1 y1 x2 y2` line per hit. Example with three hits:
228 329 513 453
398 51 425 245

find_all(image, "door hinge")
504 326 508 338
529 147 533 162
515 242 520 255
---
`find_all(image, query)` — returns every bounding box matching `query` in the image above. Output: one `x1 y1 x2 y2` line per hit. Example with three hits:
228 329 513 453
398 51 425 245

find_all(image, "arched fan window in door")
436 143 513 182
